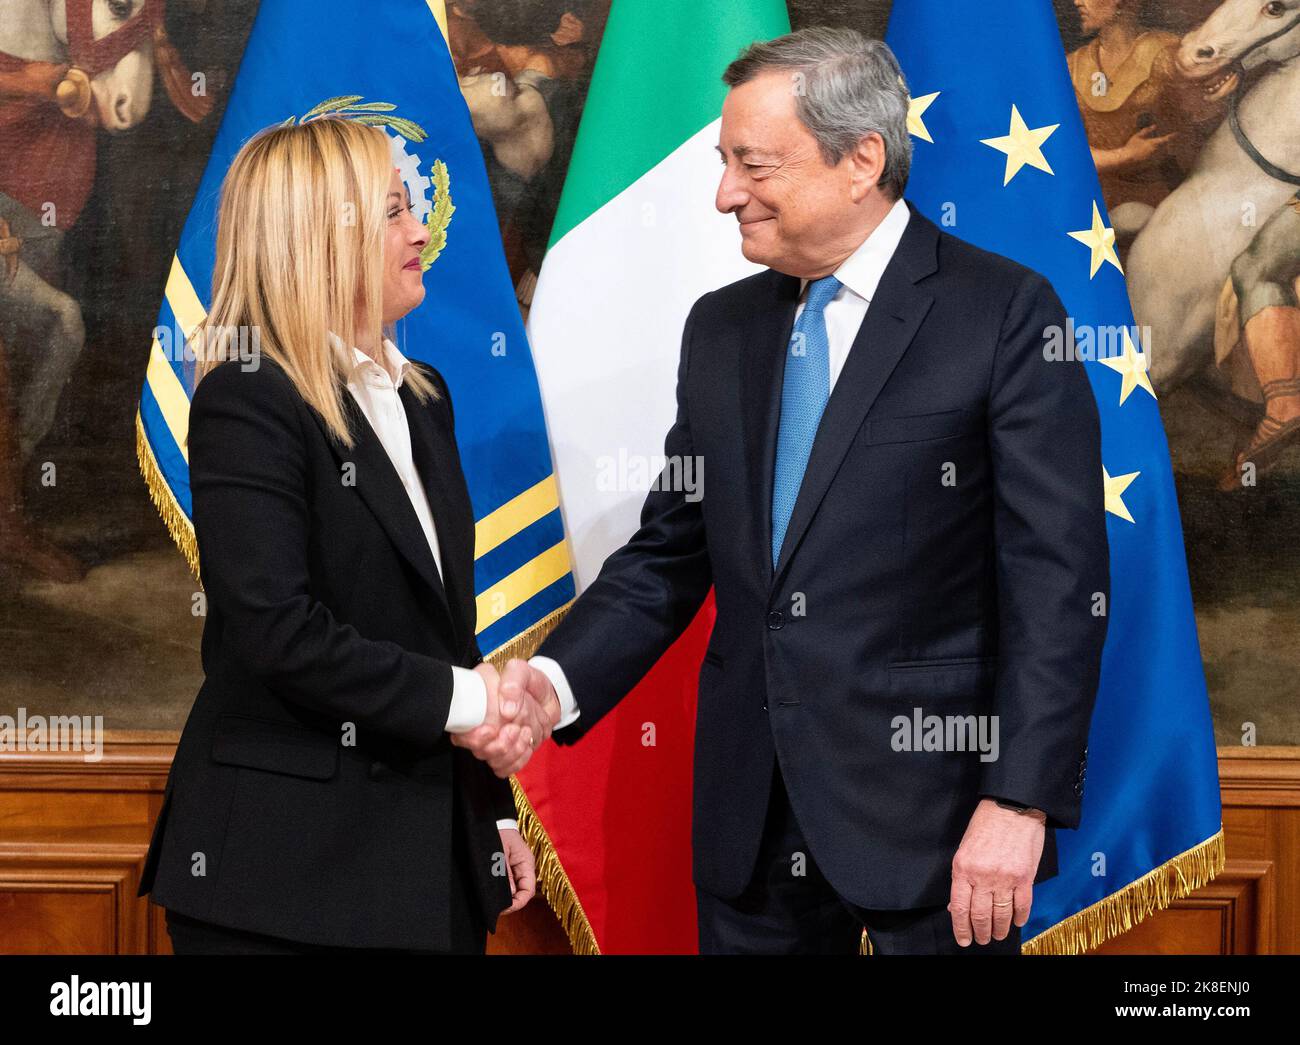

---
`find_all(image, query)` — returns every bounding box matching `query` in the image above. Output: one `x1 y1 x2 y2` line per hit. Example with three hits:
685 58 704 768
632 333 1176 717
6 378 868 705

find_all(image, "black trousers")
696 763 1022 955
165 802 487 955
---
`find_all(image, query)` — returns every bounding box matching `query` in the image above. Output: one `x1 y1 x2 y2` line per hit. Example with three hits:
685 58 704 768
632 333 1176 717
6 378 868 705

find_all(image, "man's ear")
849 132 887 203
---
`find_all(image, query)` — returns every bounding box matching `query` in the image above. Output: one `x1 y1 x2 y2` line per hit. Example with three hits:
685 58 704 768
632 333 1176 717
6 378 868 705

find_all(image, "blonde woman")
137 116 560 954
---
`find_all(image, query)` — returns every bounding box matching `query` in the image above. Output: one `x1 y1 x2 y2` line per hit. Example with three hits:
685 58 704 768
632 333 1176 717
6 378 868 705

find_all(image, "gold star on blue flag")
887 0 1222 955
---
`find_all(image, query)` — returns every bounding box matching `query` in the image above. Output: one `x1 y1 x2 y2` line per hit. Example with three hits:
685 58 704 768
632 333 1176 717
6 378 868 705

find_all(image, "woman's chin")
387 286 426 321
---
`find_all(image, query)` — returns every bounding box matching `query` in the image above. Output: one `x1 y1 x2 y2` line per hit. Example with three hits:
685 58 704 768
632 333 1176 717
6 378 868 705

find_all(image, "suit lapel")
768 200 940 587
309 389 458 637
741 268 802 587
402 382 478 649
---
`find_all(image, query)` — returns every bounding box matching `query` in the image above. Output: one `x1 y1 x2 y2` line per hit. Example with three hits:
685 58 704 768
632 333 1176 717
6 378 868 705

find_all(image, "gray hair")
722 27 912 200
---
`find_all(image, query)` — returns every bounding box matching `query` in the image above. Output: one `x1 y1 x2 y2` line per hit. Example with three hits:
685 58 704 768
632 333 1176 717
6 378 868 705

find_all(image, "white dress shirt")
799 194 910 392
528 197 912 722
330 332 522 831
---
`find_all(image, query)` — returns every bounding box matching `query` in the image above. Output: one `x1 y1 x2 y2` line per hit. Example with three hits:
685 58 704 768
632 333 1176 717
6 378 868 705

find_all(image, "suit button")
369 761 386 779
767 610 785 630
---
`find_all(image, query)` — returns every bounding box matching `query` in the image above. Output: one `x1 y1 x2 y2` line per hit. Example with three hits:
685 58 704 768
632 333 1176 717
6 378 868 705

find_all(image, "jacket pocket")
210 713 340 781
887 656 997 698
865 410 982 445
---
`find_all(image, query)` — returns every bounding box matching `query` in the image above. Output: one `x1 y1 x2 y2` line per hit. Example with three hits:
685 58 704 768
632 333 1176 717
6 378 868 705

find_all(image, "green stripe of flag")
547 0 791 247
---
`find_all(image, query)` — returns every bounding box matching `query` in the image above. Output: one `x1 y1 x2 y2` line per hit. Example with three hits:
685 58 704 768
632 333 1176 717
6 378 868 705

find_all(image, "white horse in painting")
2 0 156 135
1126 0 1300 394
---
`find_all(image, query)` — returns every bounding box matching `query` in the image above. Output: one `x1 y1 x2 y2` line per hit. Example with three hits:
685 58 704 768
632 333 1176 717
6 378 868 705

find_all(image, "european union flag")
886 0 1223 952
136 0 573 659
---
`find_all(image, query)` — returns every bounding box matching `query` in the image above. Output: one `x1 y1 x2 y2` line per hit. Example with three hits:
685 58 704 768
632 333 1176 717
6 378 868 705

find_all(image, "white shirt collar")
799 195 911 304
327 330 411 388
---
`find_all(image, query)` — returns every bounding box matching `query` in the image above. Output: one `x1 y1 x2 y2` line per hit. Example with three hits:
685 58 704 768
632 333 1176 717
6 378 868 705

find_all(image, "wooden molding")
1 736 1298 953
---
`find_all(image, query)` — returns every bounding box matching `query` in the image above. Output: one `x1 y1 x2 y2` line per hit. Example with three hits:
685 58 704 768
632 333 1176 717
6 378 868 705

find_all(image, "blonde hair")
189 115 438 448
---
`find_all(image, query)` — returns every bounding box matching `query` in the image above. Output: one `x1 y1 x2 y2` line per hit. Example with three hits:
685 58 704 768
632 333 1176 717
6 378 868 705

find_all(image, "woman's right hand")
450 662 536 777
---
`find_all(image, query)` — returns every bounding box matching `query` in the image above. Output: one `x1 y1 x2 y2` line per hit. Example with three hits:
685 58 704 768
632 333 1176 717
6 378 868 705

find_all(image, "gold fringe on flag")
487 601 602 955
1021 827 1225 955
485 601 570 670
509 772 600 955
859 828 1224 956
135 408 201 581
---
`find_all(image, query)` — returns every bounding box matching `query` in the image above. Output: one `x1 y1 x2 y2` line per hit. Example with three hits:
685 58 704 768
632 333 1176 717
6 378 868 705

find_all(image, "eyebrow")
715 144 775 162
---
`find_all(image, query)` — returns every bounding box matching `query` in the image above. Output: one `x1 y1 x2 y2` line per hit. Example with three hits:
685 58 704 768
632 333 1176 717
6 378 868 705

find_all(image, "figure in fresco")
0 0 210 580
1067 0 1229 231
1218 191 1300 487
449 0 604 307
1124 0 1300 482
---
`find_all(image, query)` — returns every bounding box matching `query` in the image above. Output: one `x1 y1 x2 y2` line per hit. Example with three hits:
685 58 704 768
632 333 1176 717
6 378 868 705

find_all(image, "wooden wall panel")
0 737 1295 954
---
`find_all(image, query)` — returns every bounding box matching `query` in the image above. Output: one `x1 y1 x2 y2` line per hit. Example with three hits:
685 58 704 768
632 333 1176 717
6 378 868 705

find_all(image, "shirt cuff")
528 655 580 728
496 818 520 832
444 666 489 734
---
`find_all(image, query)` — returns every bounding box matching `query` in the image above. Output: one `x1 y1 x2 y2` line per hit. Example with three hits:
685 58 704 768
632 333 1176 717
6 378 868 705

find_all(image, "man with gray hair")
496 26 1108 955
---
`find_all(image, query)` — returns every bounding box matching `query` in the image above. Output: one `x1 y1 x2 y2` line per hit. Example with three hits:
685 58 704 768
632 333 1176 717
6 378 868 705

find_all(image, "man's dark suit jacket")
137 354 515 950
539 198 1110 911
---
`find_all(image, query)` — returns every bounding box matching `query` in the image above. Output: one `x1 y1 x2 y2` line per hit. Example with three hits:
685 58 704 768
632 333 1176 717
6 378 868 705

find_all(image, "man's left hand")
948 798 1046 946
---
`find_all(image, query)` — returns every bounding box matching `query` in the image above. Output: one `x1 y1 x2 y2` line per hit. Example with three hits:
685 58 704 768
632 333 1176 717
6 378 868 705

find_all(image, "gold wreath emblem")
286 96 455 270
420 159 455 270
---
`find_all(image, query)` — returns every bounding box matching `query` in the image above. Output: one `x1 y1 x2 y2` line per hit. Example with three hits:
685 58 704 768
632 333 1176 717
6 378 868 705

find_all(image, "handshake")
450 659 562 777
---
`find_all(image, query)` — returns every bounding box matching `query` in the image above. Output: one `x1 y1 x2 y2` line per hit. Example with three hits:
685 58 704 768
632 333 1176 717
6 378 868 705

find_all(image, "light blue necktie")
771 274 841 568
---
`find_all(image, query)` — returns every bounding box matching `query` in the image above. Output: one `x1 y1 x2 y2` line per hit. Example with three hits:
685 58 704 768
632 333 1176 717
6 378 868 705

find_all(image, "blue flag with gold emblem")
886 0 1223 952
136 0 572 659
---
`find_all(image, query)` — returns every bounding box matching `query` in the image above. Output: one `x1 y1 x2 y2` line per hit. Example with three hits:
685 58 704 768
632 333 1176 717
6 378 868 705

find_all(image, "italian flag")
520 0 791 954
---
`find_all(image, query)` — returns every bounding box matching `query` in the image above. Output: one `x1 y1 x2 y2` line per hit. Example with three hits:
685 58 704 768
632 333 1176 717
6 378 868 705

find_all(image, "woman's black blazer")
136 352 516 950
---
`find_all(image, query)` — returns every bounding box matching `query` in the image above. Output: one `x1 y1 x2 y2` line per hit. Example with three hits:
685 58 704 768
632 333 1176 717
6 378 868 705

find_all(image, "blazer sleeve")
977 271 1110 829
492 775 519 824
188 358 458 752
460 632 520 824
538 295 714 744
416 362 518 823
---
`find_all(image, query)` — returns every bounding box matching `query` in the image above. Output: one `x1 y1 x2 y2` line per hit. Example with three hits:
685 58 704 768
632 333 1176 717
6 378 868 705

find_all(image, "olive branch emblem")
285 95 455 269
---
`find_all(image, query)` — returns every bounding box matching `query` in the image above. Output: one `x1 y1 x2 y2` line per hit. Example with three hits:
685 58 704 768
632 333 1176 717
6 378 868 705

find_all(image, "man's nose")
715 168 748 214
